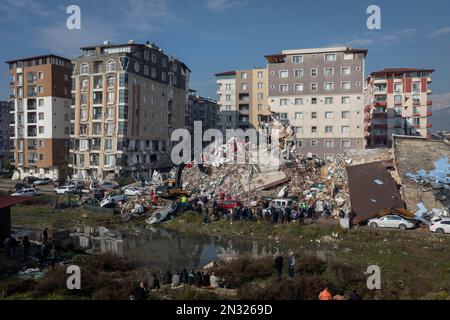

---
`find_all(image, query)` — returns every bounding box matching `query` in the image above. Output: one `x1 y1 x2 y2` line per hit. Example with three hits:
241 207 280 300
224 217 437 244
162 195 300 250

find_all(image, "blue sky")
1 0 450 108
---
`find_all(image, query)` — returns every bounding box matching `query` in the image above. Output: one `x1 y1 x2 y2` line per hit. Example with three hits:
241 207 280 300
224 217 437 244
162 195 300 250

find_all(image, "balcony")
373 124 388 129
27 116 37 124
27 130 37 137
93 110 103 120
27 102 37 111
427 100 432 106
374 101 387 107
427 124 433 128
427 111 433 117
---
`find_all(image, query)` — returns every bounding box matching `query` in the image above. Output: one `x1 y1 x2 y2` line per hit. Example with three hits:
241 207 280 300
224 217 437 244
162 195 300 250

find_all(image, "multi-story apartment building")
0 101 12 170
186 90 219 134
70 41 190 179
216 68 270 134
216 71 238 133
6 55 72 180
365 68 434 148
265 47 368 160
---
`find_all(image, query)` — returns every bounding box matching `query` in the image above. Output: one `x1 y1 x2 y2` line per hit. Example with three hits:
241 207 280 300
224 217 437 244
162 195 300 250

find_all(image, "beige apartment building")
266 47 368 160
7 54 72 180
365 68 434 148
70 41 190 179
216 68 269 134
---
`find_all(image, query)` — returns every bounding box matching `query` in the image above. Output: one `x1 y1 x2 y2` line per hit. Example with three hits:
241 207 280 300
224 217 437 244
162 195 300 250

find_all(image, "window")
311 112 317 119
295 98 303 105
311 83 317 91
324 68 334 77
292 55 303 64
278 113 288 120
241 83 247 90
107 76 115 88
241 72 248 79
258 82 263 89
344 53 354 60
38 86 44 93
394 83 403 93
279 70 289 78
162 58 167 68
325 97 333 104
341 140 351 148
324 140 333 148
38 72 44 79
325 126 333 133
257 104 263 111
39 126 44 134
295 112 303 119
38 113 44 120
295 83 304 92
325 53 337 61
311 98 317 104
279 84 288 92
341 111 350 119
105 139 113 151
107 60 115 73
341 126 350 134
341 67 351 75
107 91 115 104
294 127 303 134
257 71 264 78
412 82 421 93
412 94 421 104
310 68 318 77
151 53 156 63
280 99 288 106
324 82 334 91
226 94 231 101
258 93 264 100
151 68 156 78
225 84 232 90
325 112 333 119
144 51 150 61
311 126 317 133
38 99 44 107
161 72 167 81
342 82 351 90
311 140 318 146
294 69 303 78
80 63 89 75
394 95 402 104
341 96 350 104
296 140 304 148
144 65 149 76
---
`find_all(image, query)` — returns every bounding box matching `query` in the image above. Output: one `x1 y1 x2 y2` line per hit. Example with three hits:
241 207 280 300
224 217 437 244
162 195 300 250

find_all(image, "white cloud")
342 28 417 47
428 27 450 38
206 0 248 11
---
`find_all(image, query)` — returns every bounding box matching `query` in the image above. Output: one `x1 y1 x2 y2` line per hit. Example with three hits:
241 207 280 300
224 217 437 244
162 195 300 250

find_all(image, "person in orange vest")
319 287 333 300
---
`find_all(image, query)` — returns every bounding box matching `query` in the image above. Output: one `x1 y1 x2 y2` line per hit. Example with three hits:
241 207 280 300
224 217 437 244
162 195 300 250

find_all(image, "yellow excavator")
155 163 189 198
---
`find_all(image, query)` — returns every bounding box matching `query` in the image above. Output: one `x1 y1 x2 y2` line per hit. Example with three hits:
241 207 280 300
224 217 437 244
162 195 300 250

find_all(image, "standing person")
162 270 172 285
210 272 220 289
319 287 333 300
171 272 181 288
256 206 263 220
180 268 188 284
10 237 18 258
48 245 57 270
274 254 283 277
288 252 296 278
42 228 49 243
202 206 209 224
22 236 31 261
187 270 196 286
134 281 149 300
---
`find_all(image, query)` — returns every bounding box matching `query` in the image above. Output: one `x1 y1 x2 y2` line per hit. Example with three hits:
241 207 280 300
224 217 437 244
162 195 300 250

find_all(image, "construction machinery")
155 163 189 198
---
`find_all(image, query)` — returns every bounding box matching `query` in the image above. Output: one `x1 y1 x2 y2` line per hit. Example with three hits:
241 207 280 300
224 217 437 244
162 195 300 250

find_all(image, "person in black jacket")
180 268 188 284
134 281 149 300
162 270 172 285
274 254 283 277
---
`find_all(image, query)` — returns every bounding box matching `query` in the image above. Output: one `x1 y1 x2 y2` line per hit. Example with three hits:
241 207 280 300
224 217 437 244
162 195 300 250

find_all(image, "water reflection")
70 226 285 270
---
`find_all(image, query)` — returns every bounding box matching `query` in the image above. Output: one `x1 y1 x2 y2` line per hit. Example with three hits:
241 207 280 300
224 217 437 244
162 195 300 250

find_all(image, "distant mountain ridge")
431 105 450 131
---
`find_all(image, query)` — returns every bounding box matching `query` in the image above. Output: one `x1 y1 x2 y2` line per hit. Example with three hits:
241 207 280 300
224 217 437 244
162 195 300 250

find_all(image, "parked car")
429 218 450 234
33 178 53 186
262 198 294 216
11 188 37 197
122 187 142 197
100 194 127 208
100 181 118 190
54 186 76 195
368 215 416 230
15 183 30 191
23 176 39 185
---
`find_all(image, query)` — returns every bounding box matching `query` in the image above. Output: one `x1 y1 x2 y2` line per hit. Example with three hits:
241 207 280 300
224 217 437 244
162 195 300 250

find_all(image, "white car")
122 187 142 197
368 215 416 230
429 218 450 234
100 194 127 208
54 186 76 195
11 188 37 197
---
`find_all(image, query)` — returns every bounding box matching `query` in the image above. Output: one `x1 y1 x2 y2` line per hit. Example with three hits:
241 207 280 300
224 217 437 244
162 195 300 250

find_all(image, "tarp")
346 161 405 223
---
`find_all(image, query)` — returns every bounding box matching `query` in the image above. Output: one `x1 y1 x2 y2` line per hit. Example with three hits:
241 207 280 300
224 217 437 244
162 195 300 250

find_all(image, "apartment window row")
278 67 353 79
289 52 352 65
278 96 353 106
294 111 350 120
276 81 357 92
294 139 352 148
292 125 351 134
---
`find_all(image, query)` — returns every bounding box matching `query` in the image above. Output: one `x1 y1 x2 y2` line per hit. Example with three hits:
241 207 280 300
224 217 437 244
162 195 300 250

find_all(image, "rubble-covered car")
262 198 294 215
146 202 178 225
122 187 142 197
368 215 417 231
100 181 119 190
429 218 450 234
100 194 127 208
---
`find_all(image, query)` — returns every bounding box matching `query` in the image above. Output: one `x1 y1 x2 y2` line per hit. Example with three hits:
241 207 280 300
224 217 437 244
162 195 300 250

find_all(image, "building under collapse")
69 41 190 179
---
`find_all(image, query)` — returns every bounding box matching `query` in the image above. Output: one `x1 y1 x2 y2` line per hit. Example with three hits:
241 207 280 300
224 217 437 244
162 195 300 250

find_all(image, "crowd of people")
132 268 221 300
